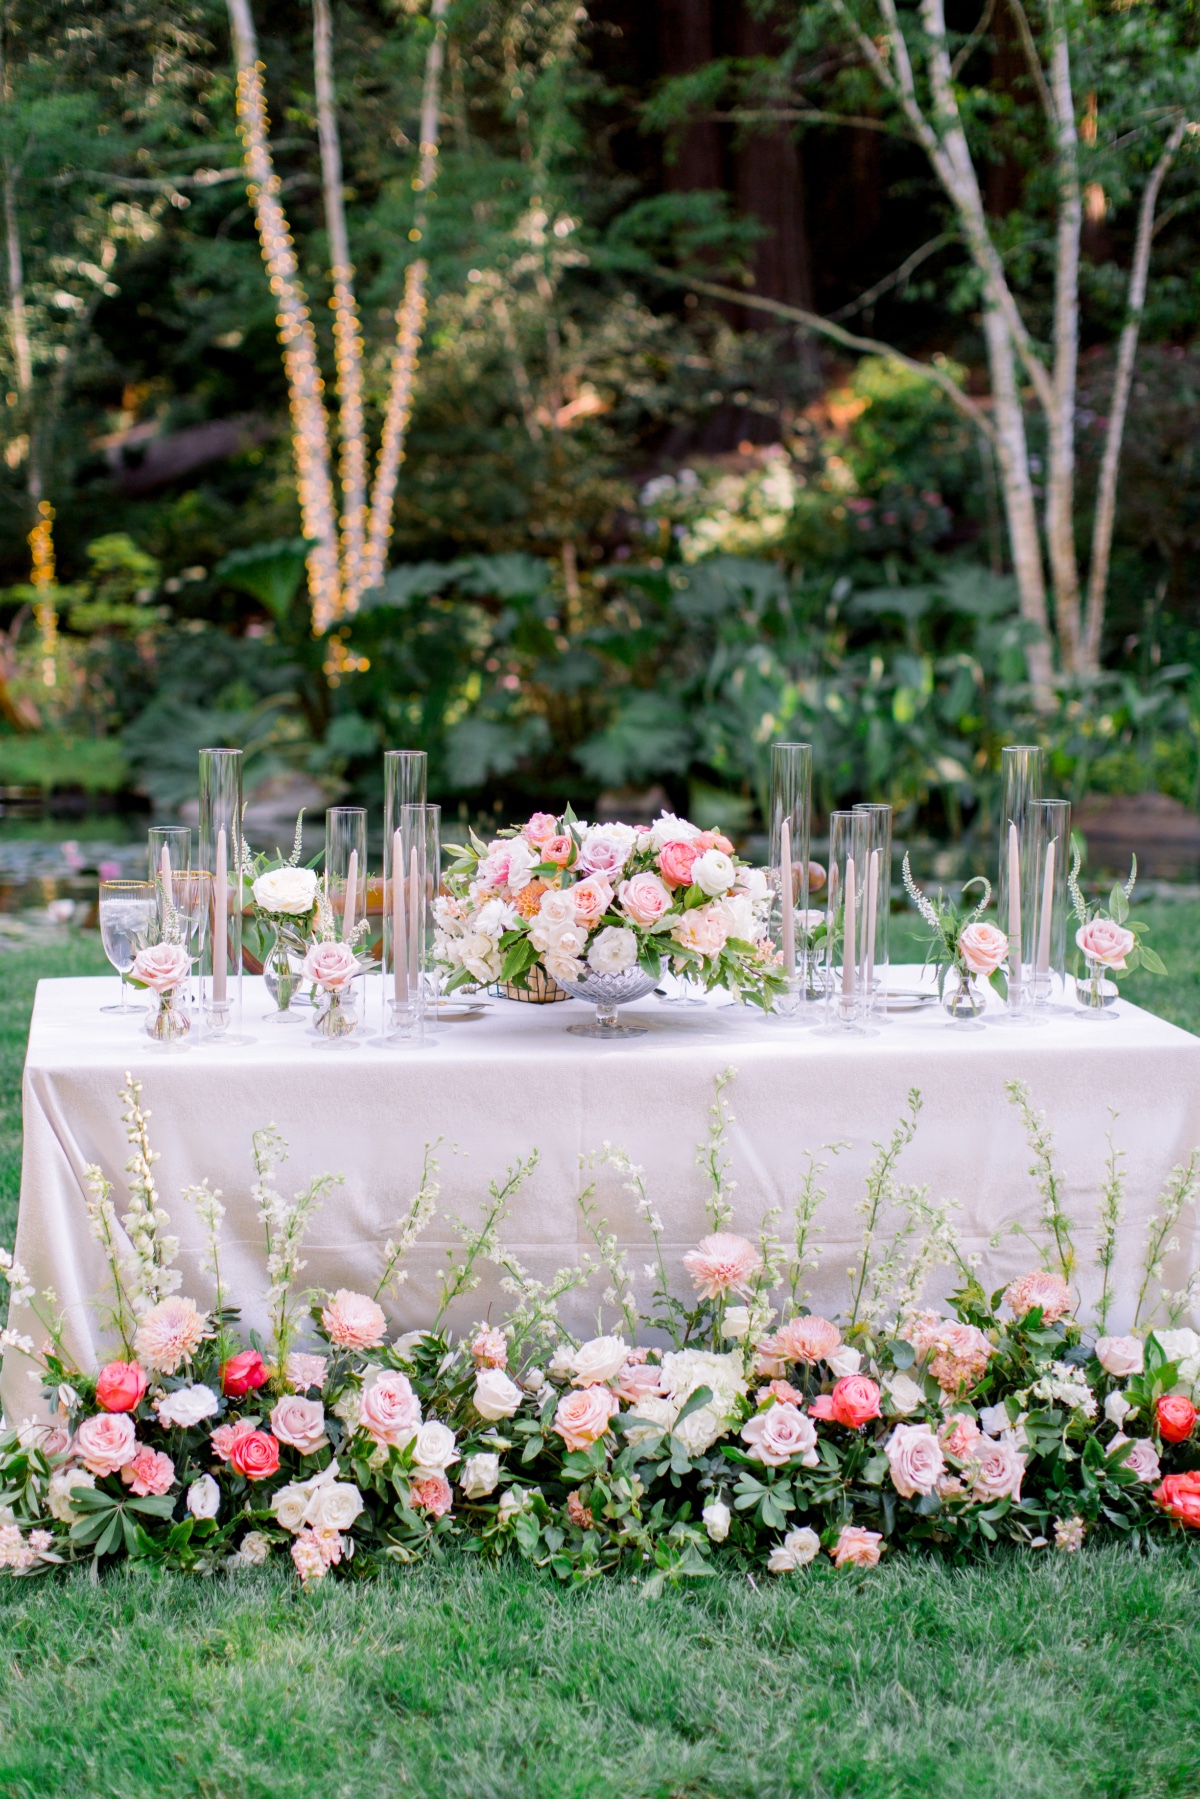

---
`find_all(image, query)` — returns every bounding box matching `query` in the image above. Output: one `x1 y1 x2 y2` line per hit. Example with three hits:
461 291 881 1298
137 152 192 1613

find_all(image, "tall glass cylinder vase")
413 804 442 1026
325 807 367 942
382 800 434 1048
198 748 245 1042
148 825 192 939
854 802 892 1023
996 744 1042 1024
1031 798 1070 1012
768 741 812 1019
821 809 871 1034
382 752 428 1044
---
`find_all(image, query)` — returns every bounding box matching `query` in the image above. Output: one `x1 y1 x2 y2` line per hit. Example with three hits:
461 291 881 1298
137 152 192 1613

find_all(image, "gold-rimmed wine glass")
98 879 156 1013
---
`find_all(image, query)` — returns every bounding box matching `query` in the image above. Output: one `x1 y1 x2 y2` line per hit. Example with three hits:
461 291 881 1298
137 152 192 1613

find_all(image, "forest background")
2 0 1200 845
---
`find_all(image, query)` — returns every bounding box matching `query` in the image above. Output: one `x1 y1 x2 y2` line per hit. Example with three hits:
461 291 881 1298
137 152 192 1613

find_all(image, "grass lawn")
0 913 1198 1799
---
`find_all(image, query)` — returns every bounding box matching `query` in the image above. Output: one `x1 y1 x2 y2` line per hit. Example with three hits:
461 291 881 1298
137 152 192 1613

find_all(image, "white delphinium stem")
577 1150 637 1342
82 1162 137 1357
1135 1151 1200 1329
786 1146 839 1308
0 1246 66 1372
1067 839 1086 924
287 810 306 867
252 1123 341 1375
603 1145 682 1347
433 1153 539 1330
1094 1118 1126 1335
183 1177 230 1367
375 1142 442 1300
901 853 941 932
1004 1080 1076 1285
891 1185 960 1323
118 1074 181 1314
697 1068 737 1232
494 1250 594 1361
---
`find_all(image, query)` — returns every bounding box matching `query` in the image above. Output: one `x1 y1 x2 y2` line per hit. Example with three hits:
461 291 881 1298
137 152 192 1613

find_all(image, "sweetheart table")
4 971 1200 1420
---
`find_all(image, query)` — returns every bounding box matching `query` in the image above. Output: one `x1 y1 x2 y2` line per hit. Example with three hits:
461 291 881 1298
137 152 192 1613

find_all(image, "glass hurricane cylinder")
1031 798 1070 1011
382 798 432 1047
996 744 1042 1021
198 748 244 1041
148 825 192 938
325 807 367 942
768 741 812 1019
822 809 871 1033
854 802 892 1023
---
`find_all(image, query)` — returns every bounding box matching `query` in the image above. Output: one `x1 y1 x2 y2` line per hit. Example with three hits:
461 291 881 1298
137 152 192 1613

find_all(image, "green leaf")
671 1385 714 1430
1138 945 1167 976
1109 883 1129 924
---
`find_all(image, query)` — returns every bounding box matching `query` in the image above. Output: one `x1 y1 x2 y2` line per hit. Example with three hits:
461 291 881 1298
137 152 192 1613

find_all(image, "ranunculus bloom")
885 1422 946 1497
252 865 319 916
133 1295 208 1375
130 941 192 995
1095 1335 1144 1378
569 874 614 929
73 1411 138 1477
95 1360 148 1413
832 1525 884 1569
692 849 737 896
658 839 701 889
410 1472 454 1517
471 1327 507 1369
553 1386 618 1452
971 1435 1026 1503
301 939 359 993
1076 916 1136 970
227 1430 280 1481
683 1233 763 1300
570 1336 629 1387
210 1418 257 1462
771 1316 842 1366
269 1395 328 1455
523 812 559 847
474 1369 523 1421
187 1473 220 1519
741 1403 819 1468
618 872 672 926
221 1350 268 1397
321 1289 387 1350
824 1375 882 1430
1156 1393 1198 1443
958 921 1009 977
121 1446 175 1497
1004 1270 1073 1324
1155 1469 1200 1527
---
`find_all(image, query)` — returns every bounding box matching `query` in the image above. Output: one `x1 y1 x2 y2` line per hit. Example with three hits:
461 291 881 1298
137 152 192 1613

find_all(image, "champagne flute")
98 880 156 1013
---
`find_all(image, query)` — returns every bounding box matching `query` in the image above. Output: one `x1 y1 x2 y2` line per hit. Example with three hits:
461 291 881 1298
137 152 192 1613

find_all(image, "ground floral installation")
436 809 786 1008
4 1074 1200 1587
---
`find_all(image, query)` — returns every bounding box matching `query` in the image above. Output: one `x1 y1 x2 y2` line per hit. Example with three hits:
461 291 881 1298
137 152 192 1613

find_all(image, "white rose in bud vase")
473 1369 523 1421
460 1453 502 1499
186 1473 220 1520
252 866 319 916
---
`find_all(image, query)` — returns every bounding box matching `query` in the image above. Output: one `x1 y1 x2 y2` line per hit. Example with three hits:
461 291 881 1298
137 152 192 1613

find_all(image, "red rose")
94 1360 149 1413
1156 1394 1198 1444
830 1375 882 1429
221 1351 268 1397
1155 1470 1200 1527
227 1429 280 1481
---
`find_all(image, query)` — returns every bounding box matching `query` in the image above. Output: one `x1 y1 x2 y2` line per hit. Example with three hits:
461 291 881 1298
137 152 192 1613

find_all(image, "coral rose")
885 1422 946 1498
360 1370 422 1447
73 1411 138 1477
658 839 701 889
1076 917 1136 970
227 1430 280 1481
1004 1271 1073 1324
618 872 672 926
824 1375 882 1429
121 1446 175 1497
269 1396 328 1455
210 1418 257 1462
133 1295 207 1375
541 835 574 867
832 1524 884 1568
958 921 1009 977
552 1386 618 1452
95 1361 148 1413
321 1288 387 1350
221 1350 268 1397
771 1315 842 1366
1155 1470 1200 1527
1156 1394 1198 1443
683 1233 763 1300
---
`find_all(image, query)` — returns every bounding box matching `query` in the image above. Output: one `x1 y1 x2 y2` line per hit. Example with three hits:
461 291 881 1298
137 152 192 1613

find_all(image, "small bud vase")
1074 958 1119 1021
313 988 359 1045
941 964 986 1030
144 988 191 1045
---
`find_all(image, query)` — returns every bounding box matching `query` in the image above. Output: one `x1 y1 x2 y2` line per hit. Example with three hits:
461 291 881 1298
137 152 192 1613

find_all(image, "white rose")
306 1480 364 1532
702 1498 731 1542
979 1402 1012 1437
719 894 760 944
547 1343 576 1380
270 1482 310 1533
537 890 576 927
1152 1328 1200 1365
722 1306 751 1342
827 1346 862 1378
393 1331 425 1360
47 1467 94 1522
767 1525 821 1573
1104 1390 1133 1426
410 1419 459 1474
186 1473 220 1520
252 865 319 916
232 1530 271 1566
649 813 701 851
460 1453 502 1499
884 1374 925 1416
736 867 770 901
154 1383 220 1429
460 932 502 984
1095 1335 1143 1378
586 926 638 976
497 1486 535 1523
522 1367 546 1392
692 849 736 896
544 950 585 986
571 1336 629 1387
474 1369 523 1421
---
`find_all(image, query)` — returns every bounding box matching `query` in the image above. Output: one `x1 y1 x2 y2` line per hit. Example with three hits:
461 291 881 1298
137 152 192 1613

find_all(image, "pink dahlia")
133 1295 208 1375
1004 1270 1074 1324
682 1232 763 1300
771 1315 842 1366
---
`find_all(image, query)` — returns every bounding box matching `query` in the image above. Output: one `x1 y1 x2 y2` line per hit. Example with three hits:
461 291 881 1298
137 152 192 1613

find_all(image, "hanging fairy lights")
27 500 57 689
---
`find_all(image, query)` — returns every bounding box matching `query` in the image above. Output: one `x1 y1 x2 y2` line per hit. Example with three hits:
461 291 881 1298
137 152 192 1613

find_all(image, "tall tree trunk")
983 301 1055 700
1044 6 1082 671
658 0 722 191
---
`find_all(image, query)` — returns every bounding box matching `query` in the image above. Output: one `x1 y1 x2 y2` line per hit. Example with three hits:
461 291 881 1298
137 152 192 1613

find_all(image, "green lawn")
0 915 1198 1799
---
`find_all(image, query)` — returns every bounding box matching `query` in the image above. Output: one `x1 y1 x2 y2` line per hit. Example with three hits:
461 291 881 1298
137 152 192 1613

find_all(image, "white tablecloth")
5 973 1200 1420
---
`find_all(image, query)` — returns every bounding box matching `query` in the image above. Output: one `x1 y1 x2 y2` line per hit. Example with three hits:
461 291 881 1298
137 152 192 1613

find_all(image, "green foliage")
0 734 126 794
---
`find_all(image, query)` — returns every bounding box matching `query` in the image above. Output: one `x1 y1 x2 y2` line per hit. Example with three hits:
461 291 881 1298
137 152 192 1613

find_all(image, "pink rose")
1111 1433 1160 1483
808 1393 836 1421
569 874 614 929
552 1386 618 1452
130 941 192 995
618 872 672 926
121 1445 175 1497
321 1289 387 1350
612 1361 664 1404
210 1418 257 1462
832 1524 884 1568
541 835 574 867
683 1232 762 1300
1076 916 1136 970
228 1430 281 1481
269 1395 328 1454
360 1371 422 1447
658 840 701 890
1095 1335 1143 1378
74 1411 138 1477
938 1413 982 1460
523 813 559 846
94 1361 149 1414
971 1434 1026 1503
671 903 730 958
410 1472 453 1517
958 921 1009 977
885 1422 946 1497
301 939 359 993
221 1351 268 1397
741 1403 819 1468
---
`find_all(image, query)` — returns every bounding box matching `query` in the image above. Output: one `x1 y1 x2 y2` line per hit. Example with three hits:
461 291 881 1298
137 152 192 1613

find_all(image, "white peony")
692 849 737 896
587 926 638 976
1104 1390 1133 1426
884 1374 925 1416
154 1383 220 1429
410 1419 459 1475
827 1346 862 1378
474 1370 523 1421
722 1306 751 1342
649 813 701 851
702 1499 732 1542
571 1336 629 1387
768 1526 820 1573
186 1473 220 1520
460 1453 502 1499
47 1467 94 1522
718 894 760 944
252 865 319 916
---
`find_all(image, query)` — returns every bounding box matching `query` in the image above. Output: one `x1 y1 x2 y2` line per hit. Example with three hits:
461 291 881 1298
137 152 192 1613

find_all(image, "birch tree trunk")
1044 5 1083 669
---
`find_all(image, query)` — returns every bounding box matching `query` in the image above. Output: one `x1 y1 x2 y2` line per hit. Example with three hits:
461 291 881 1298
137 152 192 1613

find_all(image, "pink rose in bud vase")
1076 917 1136 970
130 942 192 995
95 1360 148 1413
301 939 359 993
958 922 1009 977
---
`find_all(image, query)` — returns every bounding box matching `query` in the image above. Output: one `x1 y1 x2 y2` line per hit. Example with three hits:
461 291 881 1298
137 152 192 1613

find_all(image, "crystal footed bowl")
556 966 659 1038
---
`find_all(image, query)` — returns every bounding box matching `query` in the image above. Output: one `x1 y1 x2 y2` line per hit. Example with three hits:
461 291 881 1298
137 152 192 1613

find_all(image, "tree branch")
827 232 954 321
1003 0 1056 132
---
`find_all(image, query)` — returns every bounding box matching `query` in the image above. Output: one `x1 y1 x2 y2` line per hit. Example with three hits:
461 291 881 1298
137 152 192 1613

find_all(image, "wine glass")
98 880 156 1013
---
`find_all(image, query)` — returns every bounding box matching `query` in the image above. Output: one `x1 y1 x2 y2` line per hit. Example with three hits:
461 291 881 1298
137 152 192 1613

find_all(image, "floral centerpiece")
901 856 1008 1021
1069 847 1165 1011
436 809 784 1011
